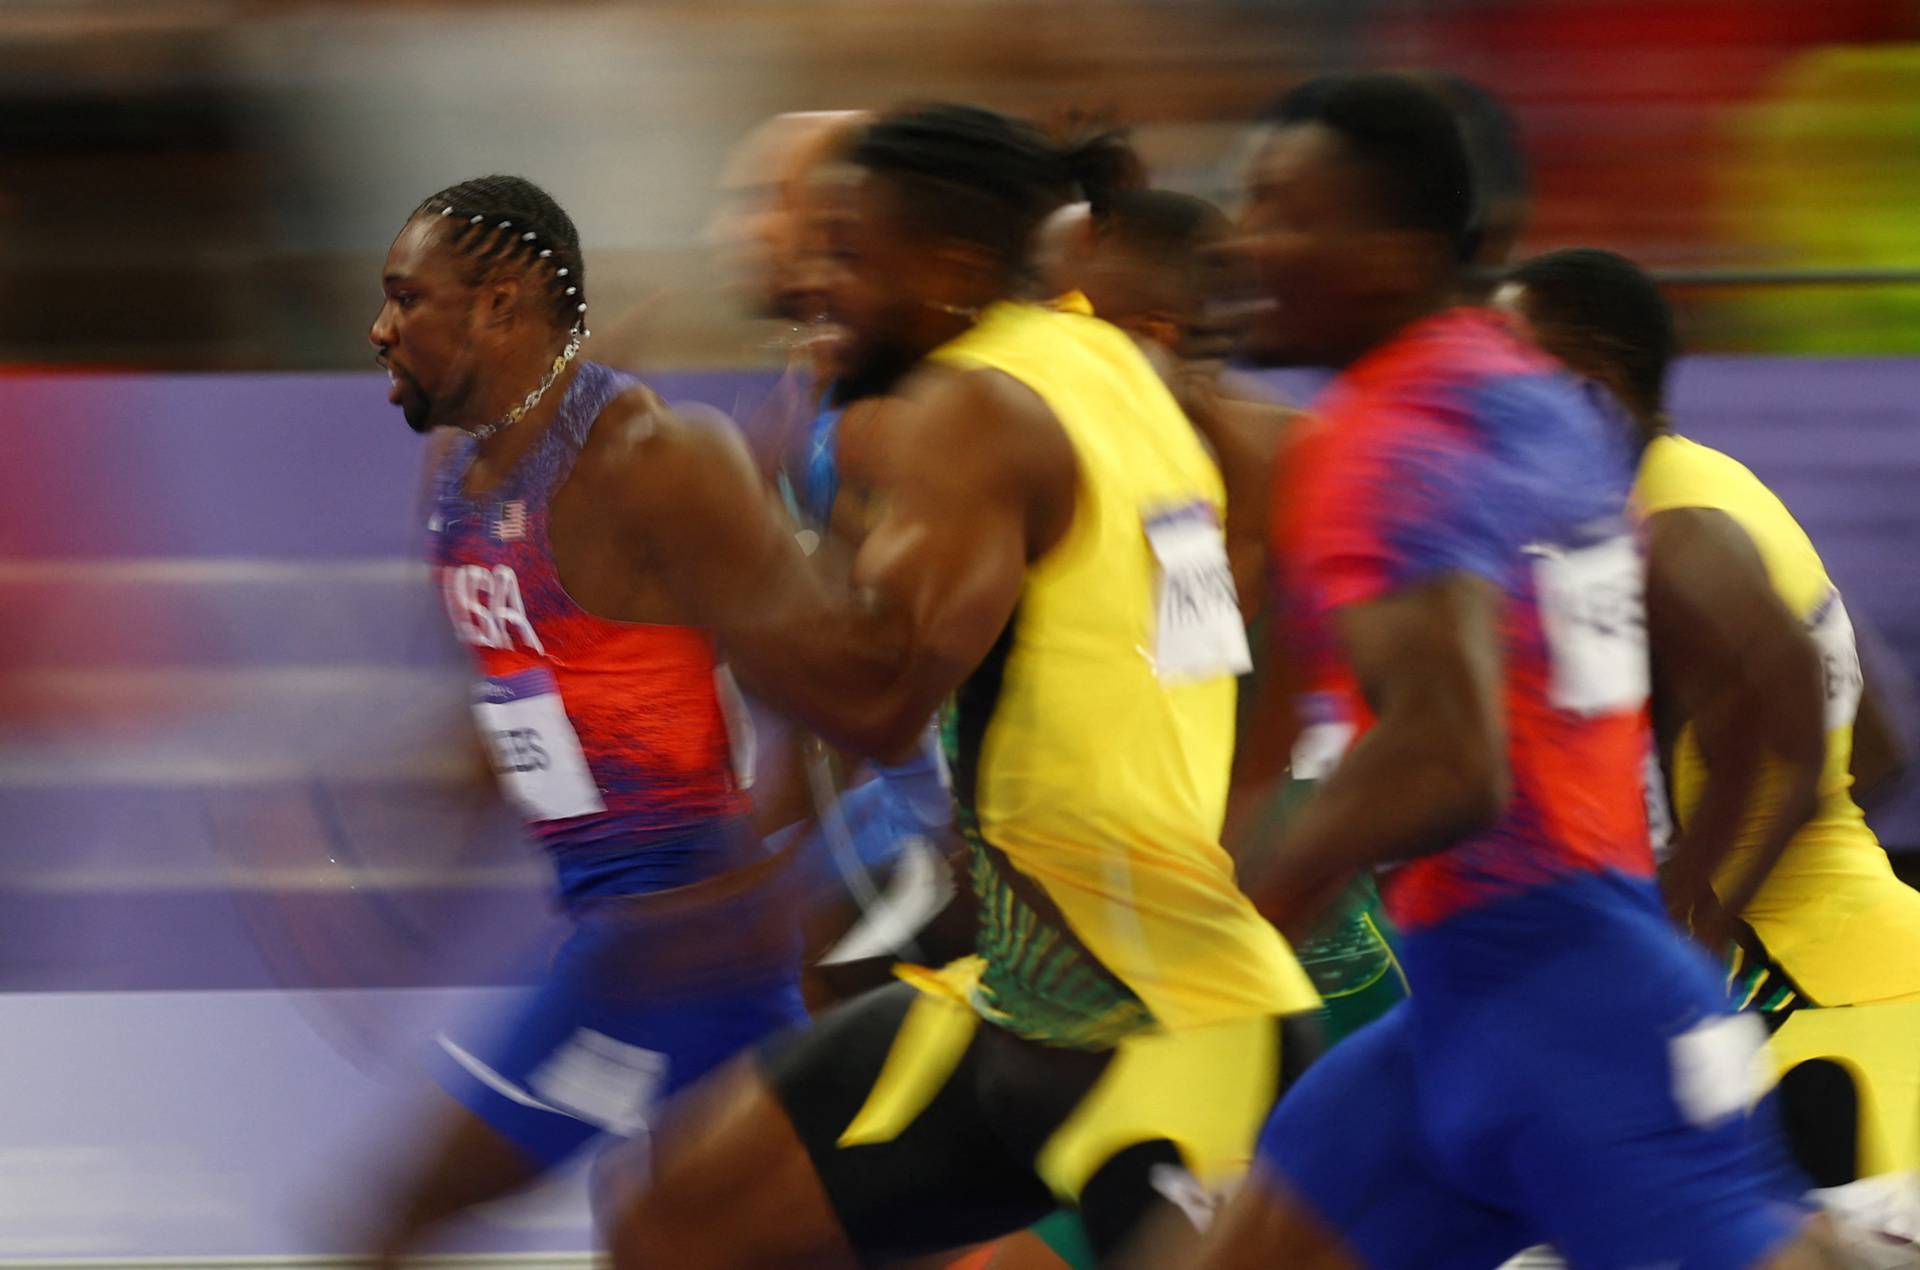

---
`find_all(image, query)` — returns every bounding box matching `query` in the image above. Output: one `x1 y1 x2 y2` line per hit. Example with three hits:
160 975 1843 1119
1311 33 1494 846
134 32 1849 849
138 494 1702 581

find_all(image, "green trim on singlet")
1723 929 1814 1019
1257 778 1409 1043
941 622 1156 1050
966 839 1155 1049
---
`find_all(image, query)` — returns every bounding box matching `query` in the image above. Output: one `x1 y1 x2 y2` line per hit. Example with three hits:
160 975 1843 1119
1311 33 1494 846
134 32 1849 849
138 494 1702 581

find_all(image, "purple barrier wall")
1 360 1914 998
0 359 1912 1262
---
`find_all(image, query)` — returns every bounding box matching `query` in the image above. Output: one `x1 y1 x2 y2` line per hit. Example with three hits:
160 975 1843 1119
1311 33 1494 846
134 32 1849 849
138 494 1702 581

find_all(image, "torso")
429 360 752 896
926 301 1318 1045
1280 309 1652 941
1636 432 1920 1005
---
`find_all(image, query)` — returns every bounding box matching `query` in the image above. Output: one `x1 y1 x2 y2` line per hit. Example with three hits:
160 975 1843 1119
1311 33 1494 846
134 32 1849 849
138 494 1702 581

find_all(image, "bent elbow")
1442 728 1510 834
830 700 932 762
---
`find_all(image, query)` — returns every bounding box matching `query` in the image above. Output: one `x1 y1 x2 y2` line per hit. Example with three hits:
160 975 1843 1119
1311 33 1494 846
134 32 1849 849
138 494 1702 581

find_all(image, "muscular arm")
631 371 1073 758
1222 619 1305 863
1246 573 1509 935
1646 507 1825 944
831 369 1075 749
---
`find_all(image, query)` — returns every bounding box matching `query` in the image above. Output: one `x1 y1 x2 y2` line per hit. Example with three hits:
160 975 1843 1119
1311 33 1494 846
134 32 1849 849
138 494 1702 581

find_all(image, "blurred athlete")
1198 73 1839 1270
1040 183 1407 1056
364 174 821 1264
1499 247 1920 1197
713 109 962 991
607 103 1320 1268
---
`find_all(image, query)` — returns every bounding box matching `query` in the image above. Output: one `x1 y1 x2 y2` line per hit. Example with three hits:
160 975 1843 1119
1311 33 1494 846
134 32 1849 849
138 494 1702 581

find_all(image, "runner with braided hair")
360 173 818 1265
604 103 1319 1269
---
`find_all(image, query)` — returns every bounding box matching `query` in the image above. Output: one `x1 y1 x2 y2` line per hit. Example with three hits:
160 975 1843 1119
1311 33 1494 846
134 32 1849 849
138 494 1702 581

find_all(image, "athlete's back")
1638 432 1920 1007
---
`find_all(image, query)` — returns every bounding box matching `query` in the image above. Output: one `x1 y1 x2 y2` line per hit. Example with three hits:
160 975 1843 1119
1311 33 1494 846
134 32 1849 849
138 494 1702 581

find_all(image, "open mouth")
379 360 410 406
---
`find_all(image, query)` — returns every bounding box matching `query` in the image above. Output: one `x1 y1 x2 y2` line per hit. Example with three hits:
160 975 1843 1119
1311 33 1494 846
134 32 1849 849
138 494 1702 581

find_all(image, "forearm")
1665 686 1822 935
1250 715 1503 932
1666 664 1812 941
724 591 925 757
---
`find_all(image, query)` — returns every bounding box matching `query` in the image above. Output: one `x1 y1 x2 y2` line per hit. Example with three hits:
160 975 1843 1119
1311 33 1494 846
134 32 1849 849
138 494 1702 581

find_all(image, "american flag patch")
497 500 527 541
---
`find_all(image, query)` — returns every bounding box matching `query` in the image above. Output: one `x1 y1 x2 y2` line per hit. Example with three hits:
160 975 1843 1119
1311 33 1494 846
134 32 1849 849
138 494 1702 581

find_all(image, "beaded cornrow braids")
414 174 588 333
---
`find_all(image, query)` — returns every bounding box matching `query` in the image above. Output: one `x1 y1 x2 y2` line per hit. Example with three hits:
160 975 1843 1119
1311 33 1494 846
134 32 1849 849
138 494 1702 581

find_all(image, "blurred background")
0 0 1916 1264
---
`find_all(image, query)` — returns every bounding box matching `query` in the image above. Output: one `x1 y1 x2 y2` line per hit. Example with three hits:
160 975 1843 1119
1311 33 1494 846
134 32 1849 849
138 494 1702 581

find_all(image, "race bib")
1146 502 1252 683
1643 745 1675 864
1531 533 1649 716
1291 692 1355 782
472 668 606 822
1807 589 1864 731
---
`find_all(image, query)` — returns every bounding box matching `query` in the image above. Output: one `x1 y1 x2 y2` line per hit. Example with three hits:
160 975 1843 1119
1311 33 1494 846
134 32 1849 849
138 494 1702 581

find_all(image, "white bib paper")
1146 503 1252 683
472 668 606 822
1531 533 1649 716
1290 692 1356 782
1807 589 1864 731
1643 745 1675 864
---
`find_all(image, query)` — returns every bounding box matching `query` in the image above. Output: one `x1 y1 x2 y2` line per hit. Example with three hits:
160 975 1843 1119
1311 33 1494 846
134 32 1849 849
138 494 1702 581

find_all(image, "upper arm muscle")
851 368 1076 693
1646 507 1822 744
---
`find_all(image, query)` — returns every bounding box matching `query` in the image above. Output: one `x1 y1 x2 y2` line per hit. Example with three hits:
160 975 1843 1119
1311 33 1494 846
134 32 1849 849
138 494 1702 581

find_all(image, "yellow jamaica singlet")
923 300 1317 1048
1637 433 1920 1009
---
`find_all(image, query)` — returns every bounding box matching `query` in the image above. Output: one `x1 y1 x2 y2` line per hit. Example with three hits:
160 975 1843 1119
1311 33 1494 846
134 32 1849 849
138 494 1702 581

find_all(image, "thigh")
1484 932 1811 1270
1042 1012 1319 1261
1185 1164 1365 1270
437 916 805 1170
1770 999 1920 1178
763 981 1060 1265
433 949 654 1169
1259 1002 1535 1270
608 1053 866 1270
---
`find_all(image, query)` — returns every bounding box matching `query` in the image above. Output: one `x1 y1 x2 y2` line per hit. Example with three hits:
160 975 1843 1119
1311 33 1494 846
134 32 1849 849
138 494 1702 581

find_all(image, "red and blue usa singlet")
429 361 753 896
1277 309 1652 932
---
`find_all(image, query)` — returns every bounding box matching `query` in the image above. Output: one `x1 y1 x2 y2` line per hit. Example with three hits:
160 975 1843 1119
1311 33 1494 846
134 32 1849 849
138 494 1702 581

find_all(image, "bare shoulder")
575 386 758 506
897 364 1075 489
890 363 1077 557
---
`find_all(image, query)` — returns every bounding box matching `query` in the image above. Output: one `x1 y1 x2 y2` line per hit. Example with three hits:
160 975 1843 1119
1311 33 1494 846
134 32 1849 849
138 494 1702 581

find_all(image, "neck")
850 307 979 398
920 304 980 351
1632 410 1671 456
1333 289 1452 369
465 330 583 465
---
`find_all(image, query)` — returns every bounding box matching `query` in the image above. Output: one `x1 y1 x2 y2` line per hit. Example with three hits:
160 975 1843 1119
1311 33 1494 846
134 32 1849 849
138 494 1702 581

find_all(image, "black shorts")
759 980 1318 1266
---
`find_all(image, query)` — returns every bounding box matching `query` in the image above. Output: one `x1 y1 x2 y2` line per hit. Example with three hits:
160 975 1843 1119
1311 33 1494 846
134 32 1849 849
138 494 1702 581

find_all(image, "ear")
479 275 526 331
928 237 1000 307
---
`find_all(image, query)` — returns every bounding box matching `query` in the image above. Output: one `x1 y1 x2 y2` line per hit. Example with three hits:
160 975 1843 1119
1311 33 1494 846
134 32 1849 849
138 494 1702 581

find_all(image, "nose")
369 300 396 353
